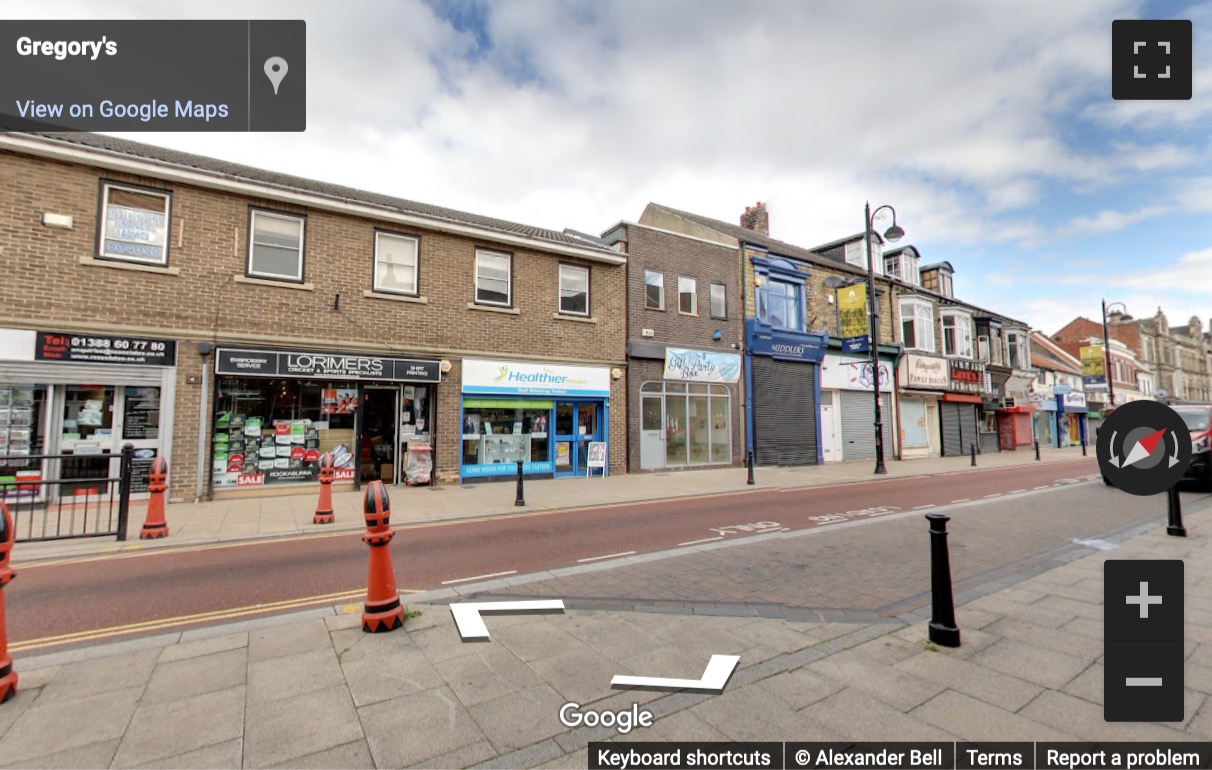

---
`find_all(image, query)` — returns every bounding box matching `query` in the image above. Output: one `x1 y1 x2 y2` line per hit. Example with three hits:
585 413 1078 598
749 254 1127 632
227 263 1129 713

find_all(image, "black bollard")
1167 485 1187 537
1034 440 1040 461
1081 439 1087 457
926 513 961 647
514 460 526 507
746 449 755 486
970 443 976 467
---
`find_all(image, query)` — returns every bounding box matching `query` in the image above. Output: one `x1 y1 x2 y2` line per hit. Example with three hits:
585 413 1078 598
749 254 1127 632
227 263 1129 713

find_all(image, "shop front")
0 327 176 503
1031 392 1056 448
820 351 894 462
899 353 949 459
460 358 611 480
211 347 440 493
744 319 828 467
995 372 1036 451
633 345 740 471
1060 391 1088 446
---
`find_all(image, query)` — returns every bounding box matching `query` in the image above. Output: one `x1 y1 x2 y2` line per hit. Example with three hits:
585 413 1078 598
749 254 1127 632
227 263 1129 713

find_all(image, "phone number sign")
36 331 176 367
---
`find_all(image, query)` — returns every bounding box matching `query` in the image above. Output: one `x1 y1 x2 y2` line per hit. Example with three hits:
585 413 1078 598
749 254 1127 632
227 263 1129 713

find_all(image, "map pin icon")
264 57 288 95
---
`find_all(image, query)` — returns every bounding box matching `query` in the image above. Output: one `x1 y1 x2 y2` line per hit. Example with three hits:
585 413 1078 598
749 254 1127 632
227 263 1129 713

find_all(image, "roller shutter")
940 402 975 457
753 357 817 466
839 391 889 460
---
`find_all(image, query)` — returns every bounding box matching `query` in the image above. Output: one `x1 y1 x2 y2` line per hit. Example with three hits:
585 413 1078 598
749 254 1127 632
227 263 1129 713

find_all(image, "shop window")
475 249 512 306
0 385 47 502
462 400 552 469
374 232 419 295
212 378 357 488
98 182 171 265
678 276 697 315
558 264 589 316
644 270 664 310
642 380 731 468
248 210 305 282
122 387 160 440
710 282 727 319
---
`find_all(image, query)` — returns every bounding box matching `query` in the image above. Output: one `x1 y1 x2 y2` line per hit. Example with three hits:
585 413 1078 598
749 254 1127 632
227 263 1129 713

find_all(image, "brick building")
1052 316 1143 418
0 132 627 504
599 220 744 473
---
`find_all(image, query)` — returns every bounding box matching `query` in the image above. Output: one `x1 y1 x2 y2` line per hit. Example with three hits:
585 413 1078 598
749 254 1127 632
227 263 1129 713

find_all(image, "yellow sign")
1080 345 1105 377
838 284 869 339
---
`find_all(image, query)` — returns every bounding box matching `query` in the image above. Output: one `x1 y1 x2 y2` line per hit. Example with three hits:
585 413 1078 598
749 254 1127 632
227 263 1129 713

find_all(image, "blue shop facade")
744 318 829 466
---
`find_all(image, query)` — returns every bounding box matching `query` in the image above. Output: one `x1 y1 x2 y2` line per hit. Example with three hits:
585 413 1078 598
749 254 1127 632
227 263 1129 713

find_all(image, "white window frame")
558 263 590 316
941 310 973 358
644 269 664 310
710 282 727 319
373 231 419 296
939 270 954 298
99 182 171 266
474 248 512 307
247 209 305 282
845 240 884 275
899 298 935 353
1006 329 1030 370
678 276 698 315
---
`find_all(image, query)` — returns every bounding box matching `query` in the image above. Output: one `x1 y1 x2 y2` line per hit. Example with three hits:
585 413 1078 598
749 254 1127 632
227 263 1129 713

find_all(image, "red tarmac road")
5 459 1099 649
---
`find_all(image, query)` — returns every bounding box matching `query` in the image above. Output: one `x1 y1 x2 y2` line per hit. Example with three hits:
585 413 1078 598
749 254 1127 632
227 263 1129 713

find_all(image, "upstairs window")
100 183 171 266
558 264 589 316
710 282 727 319
885 251 920 285
373 232 419 295
939 269 954 298
644 270 664 310
844 239 883 274
1006 330 1030 369
941 310 973 358
475 248 512 306
678 276 697 315
899 299 935 352
757 276 803 332
248 210 305 282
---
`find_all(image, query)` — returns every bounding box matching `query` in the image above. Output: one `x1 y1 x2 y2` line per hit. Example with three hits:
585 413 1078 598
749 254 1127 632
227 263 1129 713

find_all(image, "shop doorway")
359 386 398 484
553 401 602 477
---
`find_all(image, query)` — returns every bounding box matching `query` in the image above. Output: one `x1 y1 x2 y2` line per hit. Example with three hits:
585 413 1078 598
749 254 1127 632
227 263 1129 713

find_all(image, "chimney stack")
740 201 769 236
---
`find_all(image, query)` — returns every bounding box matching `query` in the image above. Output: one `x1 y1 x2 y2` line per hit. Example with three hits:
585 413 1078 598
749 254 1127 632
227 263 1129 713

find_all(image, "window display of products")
460 400 552 471
212 377 356 488
0 385 45 499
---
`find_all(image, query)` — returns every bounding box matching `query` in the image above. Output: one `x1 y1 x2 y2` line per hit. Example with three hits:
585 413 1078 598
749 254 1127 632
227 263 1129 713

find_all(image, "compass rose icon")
1098 401 1193 496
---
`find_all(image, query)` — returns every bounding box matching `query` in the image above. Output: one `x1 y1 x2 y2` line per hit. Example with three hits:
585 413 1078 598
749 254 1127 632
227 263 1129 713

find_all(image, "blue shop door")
553 401 602 477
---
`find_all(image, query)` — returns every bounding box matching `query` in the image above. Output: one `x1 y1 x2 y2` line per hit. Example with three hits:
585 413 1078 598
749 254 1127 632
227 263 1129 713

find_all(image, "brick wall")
0 149 628 498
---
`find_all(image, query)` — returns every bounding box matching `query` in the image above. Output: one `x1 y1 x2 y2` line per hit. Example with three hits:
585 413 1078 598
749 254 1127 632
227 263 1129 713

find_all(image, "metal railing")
0 445 133 542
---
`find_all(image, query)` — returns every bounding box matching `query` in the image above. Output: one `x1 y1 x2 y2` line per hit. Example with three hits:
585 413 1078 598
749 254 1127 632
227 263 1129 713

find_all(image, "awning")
942 393 982 403
997 405 1035 414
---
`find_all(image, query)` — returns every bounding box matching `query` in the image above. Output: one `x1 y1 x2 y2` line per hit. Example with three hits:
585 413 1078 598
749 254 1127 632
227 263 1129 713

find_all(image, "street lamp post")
864 202 905 476
1101 299 1127 409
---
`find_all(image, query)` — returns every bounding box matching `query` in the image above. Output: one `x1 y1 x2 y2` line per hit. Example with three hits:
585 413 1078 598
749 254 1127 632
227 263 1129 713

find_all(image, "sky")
11 0 1212 338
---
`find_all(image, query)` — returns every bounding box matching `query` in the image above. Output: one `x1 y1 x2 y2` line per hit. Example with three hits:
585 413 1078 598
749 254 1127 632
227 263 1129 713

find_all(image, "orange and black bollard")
313 452 335 525
0 502 17 704
361 481 404 633
139 456 169 540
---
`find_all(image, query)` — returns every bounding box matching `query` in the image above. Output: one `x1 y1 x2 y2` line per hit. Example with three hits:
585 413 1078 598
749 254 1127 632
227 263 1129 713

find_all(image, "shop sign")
820 354 893 392
215 347 440 383
744 319 827 363
463 460 555 477
1063 392 1088 410
902 354 949 389
30 331 176 367
1052 383 1073 395
948 359 985 394
663 348 741 384
462 359 610 397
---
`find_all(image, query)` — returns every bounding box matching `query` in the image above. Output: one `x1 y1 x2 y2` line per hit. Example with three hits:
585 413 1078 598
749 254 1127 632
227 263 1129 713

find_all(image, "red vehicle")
1173 403 1212 488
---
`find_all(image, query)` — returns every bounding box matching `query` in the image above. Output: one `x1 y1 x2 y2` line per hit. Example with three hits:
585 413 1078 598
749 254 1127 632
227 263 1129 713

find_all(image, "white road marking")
983 493 1002 498
679 536 724 546
441 570 518 585
611 654 740 693
913 504 934 510
450 599 565 640
951 498 971 503
1034 485 1049 490
1009 489 1027 494
577 551 636 563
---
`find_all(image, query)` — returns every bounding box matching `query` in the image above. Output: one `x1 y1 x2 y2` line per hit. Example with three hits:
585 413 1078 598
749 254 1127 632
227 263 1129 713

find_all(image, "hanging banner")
1080 344 1106 388
662 348 741 383
837 284 869 339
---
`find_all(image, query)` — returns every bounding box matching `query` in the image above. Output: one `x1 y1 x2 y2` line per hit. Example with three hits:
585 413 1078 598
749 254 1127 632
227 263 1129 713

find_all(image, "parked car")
1173 403 1212 489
